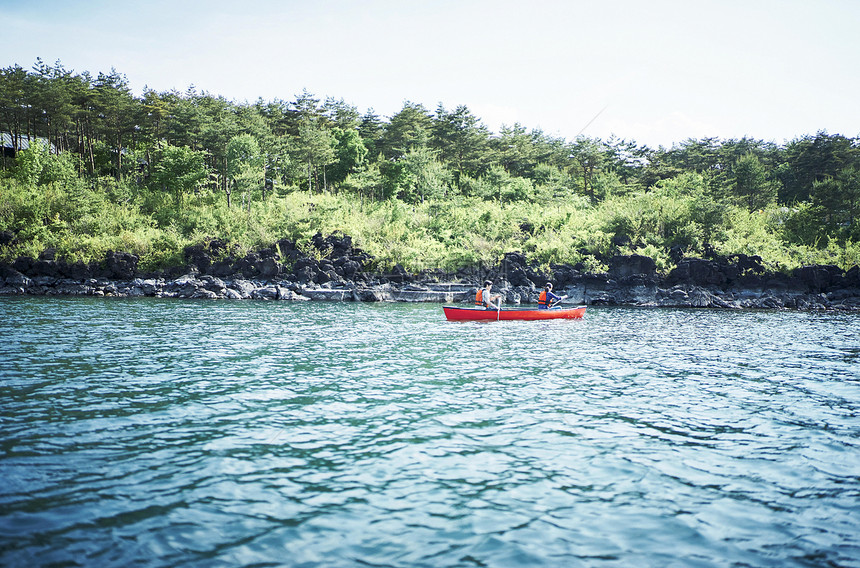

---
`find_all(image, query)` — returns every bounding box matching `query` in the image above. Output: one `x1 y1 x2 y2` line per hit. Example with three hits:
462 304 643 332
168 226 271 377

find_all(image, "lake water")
1 297 858 567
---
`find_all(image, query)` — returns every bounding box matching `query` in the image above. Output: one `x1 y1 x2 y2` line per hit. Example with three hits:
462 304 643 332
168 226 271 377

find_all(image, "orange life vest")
538 290 549 308
475 289 485 306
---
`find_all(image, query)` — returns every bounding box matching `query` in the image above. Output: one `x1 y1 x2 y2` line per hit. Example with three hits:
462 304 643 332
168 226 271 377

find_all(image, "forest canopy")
1 60 859 273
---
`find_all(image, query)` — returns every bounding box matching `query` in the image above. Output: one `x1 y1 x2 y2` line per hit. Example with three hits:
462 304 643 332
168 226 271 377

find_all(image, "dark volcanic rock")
793 265 844 293
12 256 35 274
609 254 657 279
39 248 57 261
104 251 138 280
667 258 727 286
500 253 533 288
294 265 318 284
259 257 281 278
183 244 212 273
32 259 61 278
341 260 361 279
62 261 95 281
729 253 765 274
387 264 410 284
2 231 857 311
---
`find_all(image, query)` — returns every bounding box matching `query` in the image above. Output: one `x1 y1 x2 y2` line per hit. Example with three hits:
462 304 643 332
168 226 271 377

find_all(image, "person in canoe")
476 280 502 310
538 282 568 309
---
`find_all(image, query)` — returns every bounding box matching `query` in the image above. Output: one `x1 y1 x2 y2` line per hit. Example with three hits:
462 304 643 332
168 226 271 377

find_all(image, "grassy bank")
3 175 858 275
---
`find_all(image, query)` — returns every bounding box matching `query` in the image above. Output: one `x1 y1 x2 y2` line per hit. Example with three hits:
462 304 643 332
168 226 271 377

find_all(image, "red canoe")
443 305 586 321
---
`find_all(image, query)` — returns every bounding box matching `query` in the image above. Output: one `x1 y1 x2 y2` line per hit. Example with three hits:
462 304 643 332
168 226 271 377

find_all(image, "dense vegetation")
2 60 859 275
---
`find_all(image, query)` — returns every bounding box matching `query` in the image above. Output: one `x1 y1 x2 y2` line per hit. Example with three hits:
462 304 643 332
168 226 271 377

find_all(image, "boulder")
209 259 235 277
355 288 388 302
293 265 318 284
316 269 341 284
104 251 138 280
62 261 95 281
253 286 280 300
612 274 659 304
12 256 35 274
387 264 410 284
505 265 533 288
609 255 657 278
303 289 353 301
228 279 257 299
130 277 160 296
259 257 281 278
191 289 218 300
341 260 361 279
39 248 57 261
200 275 227 293
4 269 31 287
234 252 263 278
793 265 843 293
223 288 243 300
729 253 765 273
183 244 212 273
550 264 581 289
32 259 62 278
667 258 726 286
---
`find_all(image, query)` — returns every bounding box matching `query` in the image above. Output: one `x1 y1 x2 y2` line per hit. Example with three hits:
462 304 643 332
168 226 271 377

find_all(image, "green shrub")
1 169 857 273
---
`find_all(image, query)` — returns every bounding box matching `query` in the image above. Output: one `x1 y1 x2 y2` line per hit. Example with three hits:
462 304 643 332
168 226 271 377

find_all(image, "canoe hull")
443 306 586 321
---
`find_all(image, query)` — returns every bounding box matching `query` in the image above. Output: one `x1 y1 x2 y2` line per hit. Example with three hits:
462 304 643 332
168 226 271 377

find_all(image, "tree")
733 153 776 210
226 134 263 208
603 135 649 187
358 108 385 156
141 88 170 143
12 140 77 186
718 137 778 168
431 104 491 184
778 132 859 204
150 144 208 198
161 88 204 149
665 137 722 174
92 68 139 179
381 101 432 159
810 166 860 232
481 164 535 203
296 119 335 192
31 59 77 154
322 97 361 130
398 146 452 203
492 123 540 178
293 89 322 121
341 160 385 203
328 127 368 186
262 135 297 193
532 162 570 193
568 137 605 202
0 64 31 163
257 98 294 138
195 93 241 197
12 141 46 186
66 71 97 174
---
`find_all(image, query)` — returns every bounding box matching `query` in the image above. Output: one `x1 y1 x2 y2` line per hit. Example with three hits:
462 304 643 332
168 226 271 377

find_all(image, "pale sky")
3 0 859 148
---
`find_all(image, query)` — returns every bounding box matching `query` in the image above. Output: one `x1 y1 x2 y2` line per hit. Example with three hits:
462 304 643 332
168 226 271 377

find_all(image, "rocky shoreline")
2 233 859 311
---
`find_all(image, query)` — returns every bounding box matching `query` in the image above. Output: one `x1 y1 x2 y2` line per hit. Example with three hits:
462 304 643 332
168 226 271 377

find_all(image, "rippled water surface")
1 297 859 567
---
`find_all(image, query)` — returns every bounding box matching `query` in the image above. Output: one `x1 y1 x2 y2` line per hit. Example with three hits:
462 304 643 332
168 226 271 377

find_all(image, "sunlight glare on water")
1 297 858 567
